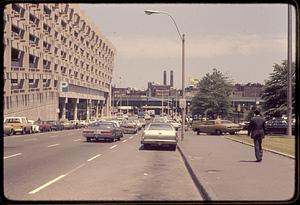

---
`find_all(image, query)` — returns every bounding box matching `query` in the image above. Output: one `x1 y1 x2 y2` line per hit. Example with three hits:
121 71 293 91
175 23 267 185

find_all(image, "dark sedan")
47 121 64 131
265 119 288 134
82 122 123 142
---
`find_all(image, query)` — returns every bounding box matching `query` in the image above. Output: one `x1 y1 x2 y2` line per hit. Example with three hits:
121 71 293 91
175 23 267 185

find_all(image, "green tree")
262 60 295 117
191 68 233 119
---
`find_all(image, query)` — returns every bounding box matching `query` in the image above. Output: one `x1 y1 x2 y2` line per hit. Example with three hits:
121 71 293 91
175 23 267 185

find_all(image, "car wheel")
22 129 26 135
197 130 200 135
86 138 91 142
216 130 222 135
229 131 235 135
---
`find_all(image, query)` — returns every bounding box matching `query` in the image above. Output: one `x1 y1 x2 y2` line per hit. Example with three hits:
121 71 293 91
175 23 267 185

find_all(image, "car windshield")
91 123 114 129
147 123 173 131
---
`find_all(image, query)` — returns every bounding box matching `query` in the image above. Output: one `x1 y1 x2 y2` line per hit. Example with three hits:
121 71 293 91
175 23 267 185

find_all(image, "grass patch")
227 135 295 157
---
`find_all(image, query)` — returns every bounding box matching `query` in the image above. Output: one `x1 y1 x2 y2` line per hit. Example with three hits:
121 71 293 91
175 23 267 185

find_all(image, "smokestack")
163 70 167 85
170 70 174 87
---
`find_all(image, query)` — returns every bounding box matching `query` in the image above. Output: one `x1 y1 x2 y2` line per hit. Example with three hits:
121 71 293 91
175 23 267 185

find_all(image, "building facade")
3 3 116 121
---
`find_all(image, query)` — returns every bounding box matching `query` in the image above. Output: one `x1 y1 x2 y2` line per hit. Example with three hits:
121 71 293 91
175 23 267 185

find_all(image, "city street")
4 129 200 201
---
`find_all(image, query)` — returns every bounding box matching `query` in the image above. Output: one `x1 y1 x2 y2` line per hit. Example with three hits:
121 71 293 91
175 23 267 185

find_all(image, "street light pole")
181 34 185 141
145 10 186 140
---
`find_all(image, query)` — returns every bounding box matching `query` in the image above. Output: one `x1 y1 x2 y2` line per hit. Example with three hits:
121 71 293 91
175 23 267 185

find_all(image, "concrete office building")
3 3 116 121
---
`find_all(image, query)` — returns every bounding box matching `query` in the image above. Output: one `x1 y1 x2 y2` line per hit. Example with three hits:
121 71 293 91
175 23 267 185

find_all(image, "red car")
37 121 52 132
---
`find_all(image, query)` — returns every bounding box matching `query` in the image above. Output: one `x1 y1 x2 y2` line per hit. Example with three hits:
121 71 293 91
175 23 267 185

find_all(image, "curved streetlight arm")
144 10 183 40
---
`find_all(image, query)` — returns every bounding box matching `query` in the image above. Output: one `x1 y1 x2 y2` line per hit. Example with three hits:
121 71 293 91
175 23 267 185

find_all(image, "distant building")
232 83 263 97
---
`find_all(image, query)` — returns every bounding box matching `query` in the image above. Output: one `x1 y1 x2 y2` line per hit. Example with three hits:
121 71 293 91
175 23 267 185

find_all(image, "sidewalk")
177 131 295 201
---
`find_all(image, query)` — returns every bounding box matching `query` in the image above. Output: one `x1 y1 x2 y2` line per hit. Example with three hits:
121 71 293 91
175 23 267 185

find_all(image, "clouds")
111 32 287 61
79 4 295 89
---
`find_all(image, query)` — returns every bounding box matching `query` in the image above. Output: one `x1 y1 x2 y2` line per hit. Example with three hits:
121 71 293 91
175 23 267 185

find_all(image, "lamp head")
144 10 160 15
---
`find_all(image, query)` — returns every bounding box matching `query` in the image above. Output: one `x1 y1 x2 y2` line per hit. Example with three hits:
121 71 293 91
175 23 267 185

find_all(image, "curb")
177 144 218 201
224 136 295 159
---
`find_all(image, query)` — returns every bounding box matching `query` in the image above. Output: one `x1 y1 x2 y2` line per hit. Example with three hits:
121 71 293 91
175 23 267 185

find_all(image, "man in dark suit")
248 110 266 162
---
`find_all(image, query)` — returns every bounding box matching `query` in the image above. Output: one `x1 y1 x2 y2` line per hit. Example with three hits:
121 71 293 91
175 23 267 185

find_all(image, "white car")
28 120 39 133
166 120 181 131
141 123 178 150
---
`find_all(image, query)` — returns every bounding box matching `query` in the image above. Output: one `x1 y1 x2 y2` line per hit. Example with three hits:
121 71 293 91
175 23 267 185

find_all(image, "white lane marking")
29 163 86 194
73 139 82 141
47 144 60 148
129 136 134 139
24 138 37 141
64 163 85 175
87 154 101 162
29 175 66 194
4 153 22 159
110 145 118 149
135 133 138 135
122 139 127 143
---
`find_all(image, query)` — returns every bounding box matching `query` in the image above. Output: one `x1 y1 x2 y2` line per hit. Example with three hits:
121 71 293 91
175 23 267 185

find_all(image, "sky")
79 3 296 90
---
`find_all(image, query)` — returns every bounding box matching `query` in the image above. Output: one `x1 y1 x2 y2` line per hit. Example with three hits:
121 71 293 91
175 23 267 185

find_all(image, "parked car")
138 118 146 128
28 120 40 133
121 120 138 134
78 120 89 128
60 120 73 130
4 117 32 135
47 121 64 131
265 118 288 134
166 119 181 131
239 121 250 130
82 121 123 142
141 122 178 150
134 119 143 130
192 119 242 135
37 121 52 132
3 123 14 136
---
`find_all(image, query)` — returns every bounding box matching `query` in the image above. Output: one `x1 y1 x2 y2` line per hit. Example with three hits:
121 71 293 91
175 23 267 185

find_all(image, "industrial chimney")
170 70 174 87
163 70 167 86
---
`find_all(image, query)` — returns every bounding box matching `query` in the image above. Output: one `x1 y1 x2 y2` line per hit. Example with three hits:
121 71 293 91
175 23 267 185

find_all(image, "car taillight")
101 131 112 135
83 130 94 134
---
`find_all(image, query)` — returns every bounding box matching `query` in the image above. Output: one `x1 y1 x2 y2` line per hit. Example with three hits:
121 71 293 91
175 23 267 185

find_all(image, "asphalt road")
4 129 201 201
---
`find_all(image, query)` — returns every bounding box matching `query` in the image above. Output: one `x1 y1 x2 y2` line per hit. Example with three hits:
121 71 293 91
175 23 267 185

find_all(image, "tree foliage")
262 60 295 117
191 68 233 119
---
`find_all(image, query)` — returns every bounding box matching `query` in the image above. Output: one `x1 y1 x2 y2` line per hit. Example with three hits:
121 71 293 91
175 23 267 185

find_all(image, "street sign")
179 99 186 108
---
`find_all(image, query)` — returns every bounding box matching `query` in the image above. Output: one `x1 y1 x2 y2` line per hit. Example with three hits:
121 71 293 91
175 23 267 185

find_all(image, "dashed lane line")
87 154 101 162
4 153 22 159
47 144 60 148
110 145 118 149
122 139 127 143
29 163 85 194
29 175 66 194
73 139 82 141
129 136 134 139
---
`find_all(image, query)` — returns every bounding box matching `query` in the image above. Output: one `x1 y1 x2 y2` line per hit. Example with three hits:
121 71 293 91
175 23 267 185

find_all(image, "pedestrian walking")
248 110 266 162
